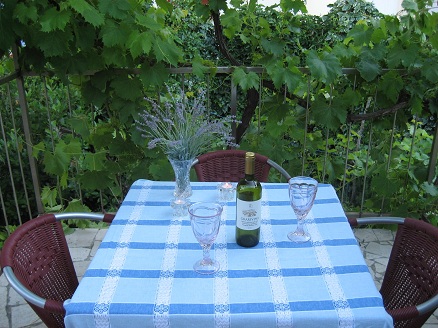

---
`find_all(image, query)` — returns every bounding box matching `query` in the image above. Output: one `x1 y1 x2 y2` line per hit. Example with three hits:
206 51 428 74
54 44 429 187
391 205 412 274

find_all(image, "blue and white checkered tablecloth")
64 179 393 328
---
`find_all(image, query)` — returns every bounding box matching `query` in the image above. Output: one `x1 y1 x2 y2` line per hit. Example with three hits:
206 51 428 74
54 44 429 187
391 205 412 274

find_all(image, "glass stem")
296 217 306 235
202 245 212 264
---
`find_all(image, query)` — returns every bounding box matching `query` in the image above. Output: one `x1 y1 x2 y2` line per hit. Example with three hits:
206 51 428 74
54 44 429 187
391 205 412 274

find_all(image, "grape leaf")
267 64 301 92
280 0 307 14
311 96 348 131
83 152 107 171
64 200 92 213
306 50 342 84
102 47 128 67
232 67 259 91
81 81 108 108
101 20 129 47
155 0 174 13
345 24 372 46
139 62 170 87
63 138 82 158
14 3 38 24
111 75 143 101
40 7 71 32
36 29 72 57
41 186 58 208
378 71 403 103
110 98 137 124
387 42 404 68
68 115 91 139
153 38 182 66
135 12 164 31
128 31 153 59
75 24 97 51
43 141 70 176
356 54 381 82
371 173 401 197
422 58 438 83
89 70 113 92
0 0 15 51
192 56 208 77
430 33 438 50
68 0 104 27
422 182 438 197
332 43 356 60
78 171 113 190
410 96 423 116
222 9 242 39
387 42 419 68
261 37 285 57
99 0 132 19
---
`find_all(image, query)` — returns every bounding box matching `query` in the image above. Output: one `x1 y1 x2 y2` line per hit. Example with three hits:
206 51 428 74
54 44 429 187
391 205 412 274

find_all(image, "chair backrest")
1 212 115 328
380 218 438 328
350 217 438 328
193 149 290 182
1 214 77 327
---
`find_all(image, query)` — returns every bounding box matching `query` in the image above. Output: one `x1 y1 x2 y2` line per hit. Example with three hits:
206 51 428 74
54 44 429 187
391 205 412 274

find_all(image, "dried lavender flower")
136 86 239 160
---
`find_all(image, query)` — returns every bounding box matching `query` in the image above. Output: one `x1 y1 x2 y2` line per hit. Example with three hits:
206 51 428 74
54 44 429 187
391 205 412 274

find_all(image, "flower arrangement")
136 87 238 161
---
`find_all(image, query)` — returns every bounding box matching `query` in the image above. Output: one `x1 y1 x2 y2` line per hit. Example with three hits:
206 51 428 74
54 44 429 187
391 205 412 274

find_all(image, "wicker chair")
192 149 291 182
349 217 438 328
0 212 115 328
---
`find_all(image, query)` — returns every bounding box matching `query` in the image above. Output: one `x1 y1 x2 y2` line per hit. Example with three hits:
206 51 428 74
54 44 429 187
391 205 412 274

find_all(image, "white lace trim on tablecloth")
261 190 293 328
307 214 355 328
153 205 184 328
93 180 152 328
214 203 230 328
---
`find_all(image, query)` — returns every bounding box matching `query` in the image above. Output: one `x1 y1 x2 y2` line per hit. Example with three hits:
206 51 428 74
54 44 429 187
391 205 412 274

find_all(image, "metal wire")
6 83 33 220
0 92 22 224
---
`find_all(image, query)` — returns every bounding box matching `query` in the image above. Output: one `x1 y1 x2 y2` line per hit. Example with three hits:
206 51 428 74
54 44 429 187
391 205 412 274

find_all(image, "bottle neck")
244 172 255 180
244 155 255 179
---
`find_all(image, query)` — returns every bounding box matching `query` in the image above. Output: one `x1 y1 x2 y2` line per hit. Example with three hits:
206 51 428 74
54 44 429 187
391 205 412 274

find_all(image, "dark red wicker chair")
193 149 291 182
349 217 438 328
0 212 115 328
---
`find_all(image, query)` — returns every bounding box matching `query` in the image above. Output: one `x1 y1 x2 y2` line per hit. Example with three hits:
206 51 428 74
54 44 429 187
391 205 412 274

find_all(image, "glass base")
287 231 311 243
193 259 220 275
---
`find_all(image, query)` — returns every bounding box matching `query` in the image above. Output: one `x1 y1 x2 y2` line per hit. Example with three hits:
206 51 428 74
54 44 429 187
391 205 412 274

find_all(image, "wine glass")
188 202 223 274
288 176 318 243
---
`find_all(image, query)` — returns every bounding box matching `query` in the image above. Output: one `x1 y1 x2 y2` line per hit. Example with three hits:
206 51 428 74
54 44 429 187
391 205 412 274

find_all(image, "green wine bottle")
235 152 262 247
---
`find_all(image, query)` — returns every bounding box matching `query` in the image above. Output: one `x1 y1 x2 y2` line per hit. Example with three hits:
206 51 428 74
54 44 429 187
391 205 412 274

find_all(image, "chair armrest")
266 159 291 181
3 266 46 309
387 294 438 322
417 293 438 315
348 217 405 227
54 212 115 223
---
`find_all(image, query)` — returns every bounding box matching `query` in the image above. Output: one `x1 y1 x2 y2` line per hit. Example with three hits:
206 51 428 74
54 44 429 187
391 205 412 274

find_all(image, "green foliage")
0 225 17 249
0 0 437 227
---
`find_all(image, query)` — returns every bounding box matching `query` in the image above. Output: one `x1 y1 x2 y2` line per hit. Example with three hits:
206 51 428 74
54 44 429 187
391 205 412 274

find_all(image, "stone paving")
1 227 437 327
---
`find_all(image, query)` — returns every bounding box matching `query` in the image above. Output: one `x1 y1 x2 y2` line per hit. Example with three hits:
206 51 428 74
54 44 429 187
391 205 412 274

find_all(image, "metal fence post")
429 123 438 184
12 43 44 214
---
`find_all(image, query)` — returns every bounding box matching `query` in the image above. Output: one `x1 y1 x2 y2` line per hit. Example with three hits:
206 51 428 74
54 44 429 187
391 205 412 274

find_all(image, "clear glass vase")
168 157 194 199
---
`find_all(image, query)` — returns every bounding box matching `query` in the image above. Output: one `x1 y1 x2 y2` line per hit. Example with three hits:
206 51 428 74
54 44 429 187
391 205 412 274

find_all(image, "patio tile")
0 274 8 287
0 286 8 327
8 286 27 306
69 247 92 262
74 260 92 280
95 228 109 241
65 228 98 248
10 304 40 327
352 228 377 242
372 228 396 242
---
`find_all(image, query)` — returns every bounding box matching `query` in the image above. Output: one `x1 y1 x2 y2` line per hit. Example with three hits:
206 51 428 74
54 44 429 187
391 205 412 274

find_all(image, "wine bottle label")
236 199 262 230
